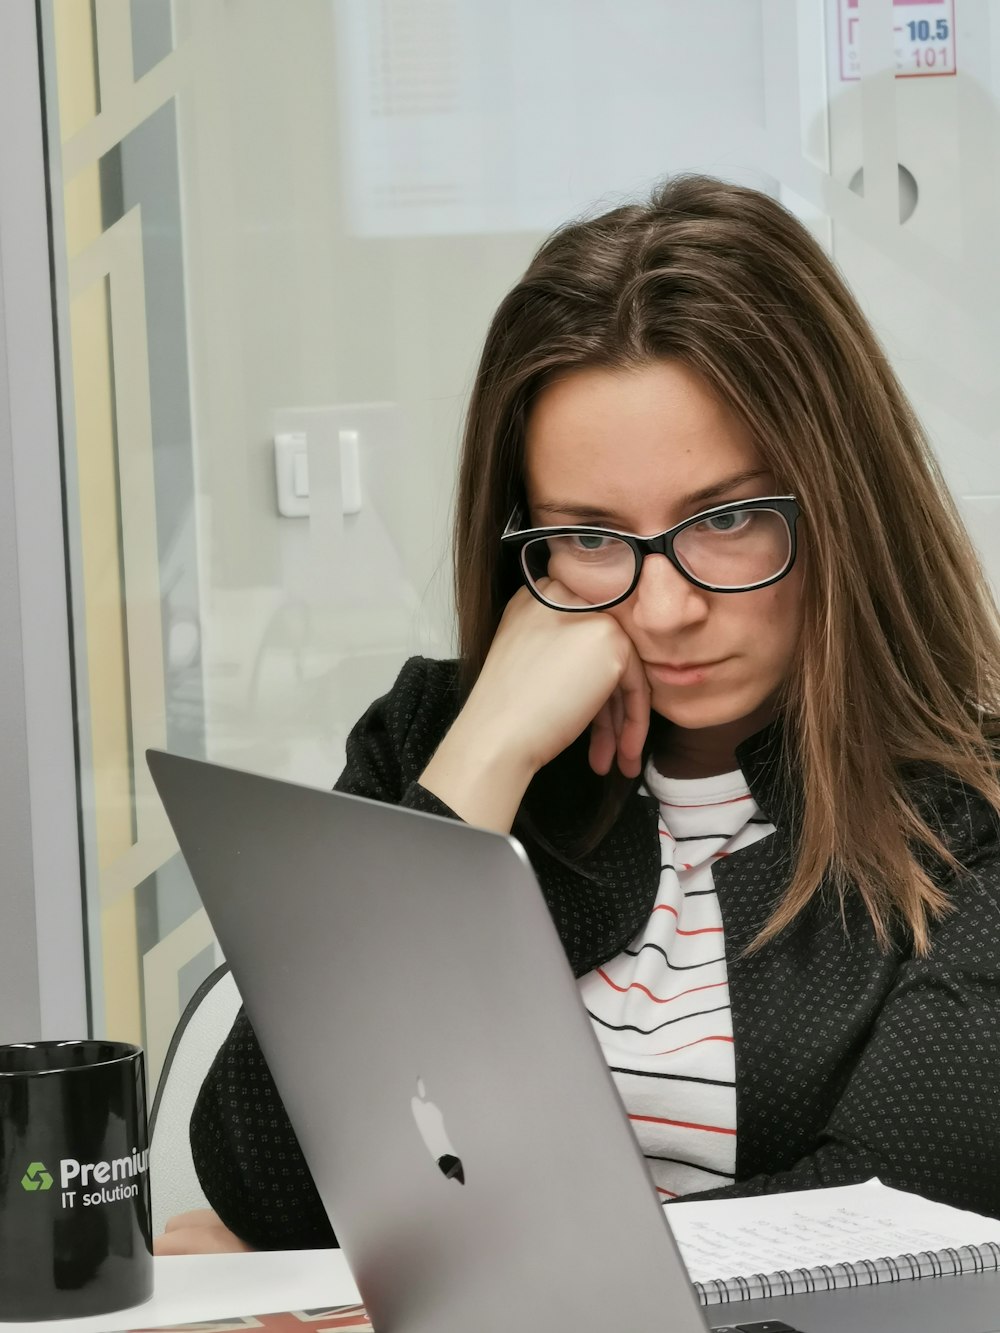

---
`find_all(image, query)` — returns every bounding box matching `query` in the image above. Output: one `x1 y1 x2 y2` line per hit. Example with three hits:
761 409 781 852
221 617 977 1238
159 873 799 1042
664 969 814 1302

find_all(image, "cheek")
603 603 632 637
746 569 805 663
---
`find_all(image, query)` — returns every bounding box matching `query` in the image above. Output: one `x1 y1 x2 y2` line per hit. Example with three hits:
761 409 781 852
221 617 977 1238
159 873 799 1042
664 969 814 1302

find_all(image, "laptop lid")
147 750 710 1333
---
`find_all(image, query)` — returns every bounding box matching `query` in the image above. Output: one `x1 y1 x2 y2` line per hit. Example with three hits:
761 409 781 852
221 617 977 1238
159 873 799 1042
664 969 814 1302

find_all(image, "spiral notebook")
667 1178 1000 1308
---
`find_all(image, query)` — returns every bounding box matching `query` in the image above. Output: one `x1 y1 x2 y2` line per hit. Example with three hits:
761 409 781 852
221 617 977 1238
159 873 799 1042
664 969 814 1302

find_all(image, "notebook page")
667 1179 1000 1286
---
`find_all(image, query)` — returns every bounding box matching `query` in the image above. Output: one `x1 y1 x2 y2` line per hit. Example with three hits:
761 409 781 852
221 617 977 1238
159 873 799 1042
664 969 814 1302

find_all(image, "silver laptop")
148 751 1000 1333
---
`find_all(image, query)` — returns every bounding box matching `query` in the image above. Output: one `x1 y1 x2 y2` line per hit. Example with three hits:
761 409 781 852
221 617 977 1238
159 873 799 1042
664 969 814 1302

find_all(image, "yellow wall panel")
100 890 143 1046
52 0 98 141
70 278 135 869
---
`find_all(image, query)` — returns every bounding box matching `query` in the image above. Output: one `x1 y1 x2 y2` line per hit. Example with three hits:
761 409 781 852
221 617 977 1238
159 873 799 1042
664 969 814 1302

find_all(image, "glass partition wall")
38 0 1000 1086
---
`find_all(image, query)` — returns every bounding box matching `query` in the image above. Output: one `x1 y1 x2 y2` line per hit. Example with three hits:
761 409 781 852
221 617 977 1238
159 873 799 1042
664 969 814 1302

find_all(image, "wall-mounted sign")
838 0 957 81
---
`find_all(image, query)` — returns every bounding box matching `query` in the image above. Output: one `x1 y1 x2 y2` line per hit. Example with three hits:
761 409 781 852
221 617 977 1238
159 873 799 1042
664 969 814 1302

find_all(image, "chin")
650 685 768 733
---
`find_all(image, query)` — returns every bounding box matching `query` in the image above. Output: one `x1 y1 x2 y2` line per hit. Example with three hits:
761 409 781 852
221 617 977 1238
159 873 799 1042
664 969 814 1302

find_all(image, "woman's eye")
702 509 752 533
571 532 611 551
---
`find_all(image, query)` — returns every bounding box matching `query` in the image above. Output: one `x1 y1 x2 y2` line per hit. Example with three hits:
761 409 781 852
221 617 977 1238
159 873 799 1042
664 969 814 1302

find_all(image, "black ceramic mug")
0 1040 153 1322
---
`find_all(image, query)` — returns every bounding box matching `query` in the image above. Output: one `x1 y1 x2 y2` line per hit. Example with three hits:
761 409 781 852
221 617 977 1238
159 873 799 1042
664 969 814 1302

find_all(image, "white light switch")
275 426 367 518
339 429 362 515
292 450 310 499
274 431 309 517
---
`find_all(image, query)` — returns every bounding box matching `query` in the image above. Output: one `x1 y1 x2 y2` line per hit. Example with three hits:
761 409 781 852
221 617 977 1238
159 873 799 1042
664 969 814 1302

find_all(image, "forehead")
523 360 765 523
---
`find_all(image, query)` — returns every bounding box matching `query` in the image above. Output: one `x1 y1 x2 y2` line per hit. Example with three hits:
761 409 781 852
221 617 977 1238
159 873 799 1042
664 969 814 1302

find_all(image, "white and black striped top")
578 762 775 1201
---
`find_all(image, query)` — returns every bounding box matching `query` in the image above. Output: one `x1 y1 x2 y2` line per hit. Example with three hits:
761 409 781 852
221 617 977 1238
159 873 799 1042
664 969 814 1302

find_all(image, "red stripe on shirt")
629 1113 737 1136
597 970 729 1005
650 1034 734 1058
658 795 753 809
650 903 724 934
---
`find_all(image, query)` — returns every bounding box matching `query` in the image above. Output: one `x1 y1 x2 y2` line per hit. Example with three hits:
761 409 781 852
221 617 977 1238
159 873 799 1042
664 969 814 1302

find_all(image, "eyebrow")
532 468 773 525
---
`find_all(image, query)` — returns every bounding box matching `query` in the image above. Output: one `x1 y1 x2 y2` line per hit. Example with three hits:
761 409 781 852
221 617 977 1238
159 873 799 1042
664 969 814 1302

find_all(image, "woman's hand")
154 1208 254 1255
475 582 650 776
419 583 650 832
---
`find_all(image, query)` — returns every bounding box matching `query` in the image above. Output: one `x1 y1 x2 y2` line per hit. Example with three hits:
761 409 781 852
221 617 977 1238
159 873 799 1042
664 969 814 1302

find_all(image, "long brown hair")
453 174 1000 953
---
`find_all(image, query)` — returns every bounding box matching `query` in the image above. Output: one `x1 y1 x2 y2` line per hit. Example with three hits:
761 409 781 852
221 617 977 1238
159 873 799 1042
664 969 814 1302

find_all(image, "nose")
627 553 711 634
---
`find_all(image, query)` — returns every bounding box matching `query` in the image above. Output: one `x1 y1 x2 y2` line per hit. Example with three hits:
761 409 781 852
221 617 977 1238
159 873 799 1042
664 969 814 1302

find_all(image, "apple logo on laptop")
411 1076 465 1185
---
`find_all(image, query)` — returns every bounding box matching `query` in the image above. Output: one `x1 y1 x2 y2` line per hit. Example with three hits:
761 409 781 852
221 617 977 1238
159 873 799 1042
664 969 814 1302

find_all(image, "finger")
589 700 616 775
154 1229 203 1256
615 650 651 778
531 575 593 611
163 1209 220 1232
155 1226 252 1256
609 688 625 754
155 1229 205 1256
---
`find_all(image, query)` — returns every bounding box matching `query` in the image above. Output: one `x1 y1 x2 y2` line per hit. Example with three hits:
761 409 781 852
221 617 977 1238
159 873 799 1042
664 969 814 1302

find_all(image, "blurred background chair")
148 962 241 1235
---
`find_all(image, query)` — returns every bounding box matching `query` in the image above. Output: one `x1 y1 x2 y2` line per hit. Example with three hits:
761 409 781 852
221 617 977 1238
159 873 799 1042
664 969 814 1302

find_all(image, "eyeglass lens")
521 508 792 608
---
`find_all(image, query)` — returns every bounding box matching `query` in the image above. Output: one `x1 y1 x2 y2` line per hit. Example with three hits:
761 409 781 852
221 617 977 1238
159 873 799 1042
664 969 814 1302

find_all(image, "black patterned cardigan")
189 656 1000 1249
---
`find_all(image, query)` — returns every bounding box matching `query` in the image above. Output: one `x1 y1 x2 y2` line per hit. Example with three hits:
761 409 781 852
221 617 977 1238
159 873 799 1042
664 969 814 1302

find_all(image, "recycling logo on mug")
21 1162 53 1192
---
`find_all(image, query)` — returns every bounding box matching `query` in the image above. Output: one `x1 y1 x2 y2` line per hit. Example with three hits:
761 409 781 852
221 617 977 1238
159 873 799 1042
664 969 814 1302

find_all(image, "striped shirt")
578 762 775 1200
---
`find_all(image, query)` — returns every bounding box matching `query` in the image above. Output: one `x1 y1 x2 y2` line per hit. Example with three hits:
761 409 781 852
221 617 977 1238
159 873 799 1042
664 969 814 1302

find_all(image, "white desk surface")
0 1249 361 1333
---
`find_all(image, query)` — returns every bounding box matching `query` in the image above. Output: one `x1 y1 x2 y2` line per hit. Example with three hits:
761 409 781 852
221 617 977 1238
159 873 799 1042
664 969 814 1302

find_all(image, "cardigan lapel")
733 715 799 833
519 732 663 977
522 716 800 978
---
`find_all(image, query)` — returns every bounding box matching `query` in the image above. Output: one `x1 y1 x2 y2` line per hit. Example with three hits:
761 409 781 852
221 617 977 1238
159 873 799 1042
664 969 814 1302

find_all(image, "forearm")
418 714 536 834
674 1139 881 1206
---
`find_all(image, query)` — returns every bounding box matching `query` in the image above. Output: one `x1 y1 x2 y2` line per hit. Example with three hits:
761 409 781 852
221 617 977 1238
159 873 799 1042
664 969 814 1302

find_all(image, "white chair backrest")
149 963 242 1236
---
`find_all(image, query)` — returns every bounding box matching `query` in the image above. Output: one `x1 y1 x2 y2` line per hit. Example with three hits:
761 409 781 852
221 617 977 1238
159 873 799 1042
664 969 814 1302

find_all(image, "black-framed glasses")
501 496 801 612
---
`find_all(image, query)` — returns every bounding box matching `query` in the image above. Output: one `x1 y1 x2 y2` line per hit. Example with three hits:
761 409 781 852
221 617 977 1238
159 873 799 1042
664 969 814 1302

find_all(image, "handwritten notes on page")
666 1178 1000 1286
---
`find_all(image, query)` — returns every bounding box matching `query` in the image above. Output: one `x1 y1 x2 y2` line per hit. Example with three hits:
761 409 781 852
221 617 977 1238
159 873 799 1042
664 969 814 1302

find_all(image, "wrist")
418 714 537 834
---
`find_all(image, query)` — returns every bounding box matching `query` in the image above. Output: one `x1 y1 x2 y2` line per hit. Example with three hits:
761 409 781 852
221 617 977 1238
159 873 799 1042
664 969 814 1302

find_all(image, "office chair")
148 962 242 1236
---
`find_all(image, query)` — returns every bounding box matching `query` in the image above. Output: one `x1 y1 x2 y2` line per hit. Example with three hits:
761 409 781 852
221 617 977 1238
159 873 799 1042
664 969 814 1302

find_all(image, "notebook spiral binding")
694 1240 1000 1306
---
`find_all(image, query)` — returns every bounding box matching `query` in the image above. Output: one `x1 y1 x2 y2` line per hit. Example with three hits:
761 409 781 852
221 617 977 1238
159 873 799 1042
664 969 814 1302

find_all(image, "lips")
644 658 726 685
649 660 722 671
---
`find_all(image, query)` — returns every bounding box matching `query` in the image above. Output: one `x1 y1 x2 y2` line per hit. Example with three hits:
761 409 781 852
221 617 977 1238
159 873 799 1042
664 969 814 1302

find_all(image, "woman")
159 174 1000 1255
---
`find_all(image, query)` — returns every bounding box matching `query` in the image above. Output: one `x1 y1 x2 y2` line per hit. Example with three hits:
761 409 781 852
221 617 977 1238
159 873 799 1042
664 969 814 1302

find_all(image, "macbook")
148 750 1000 1333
